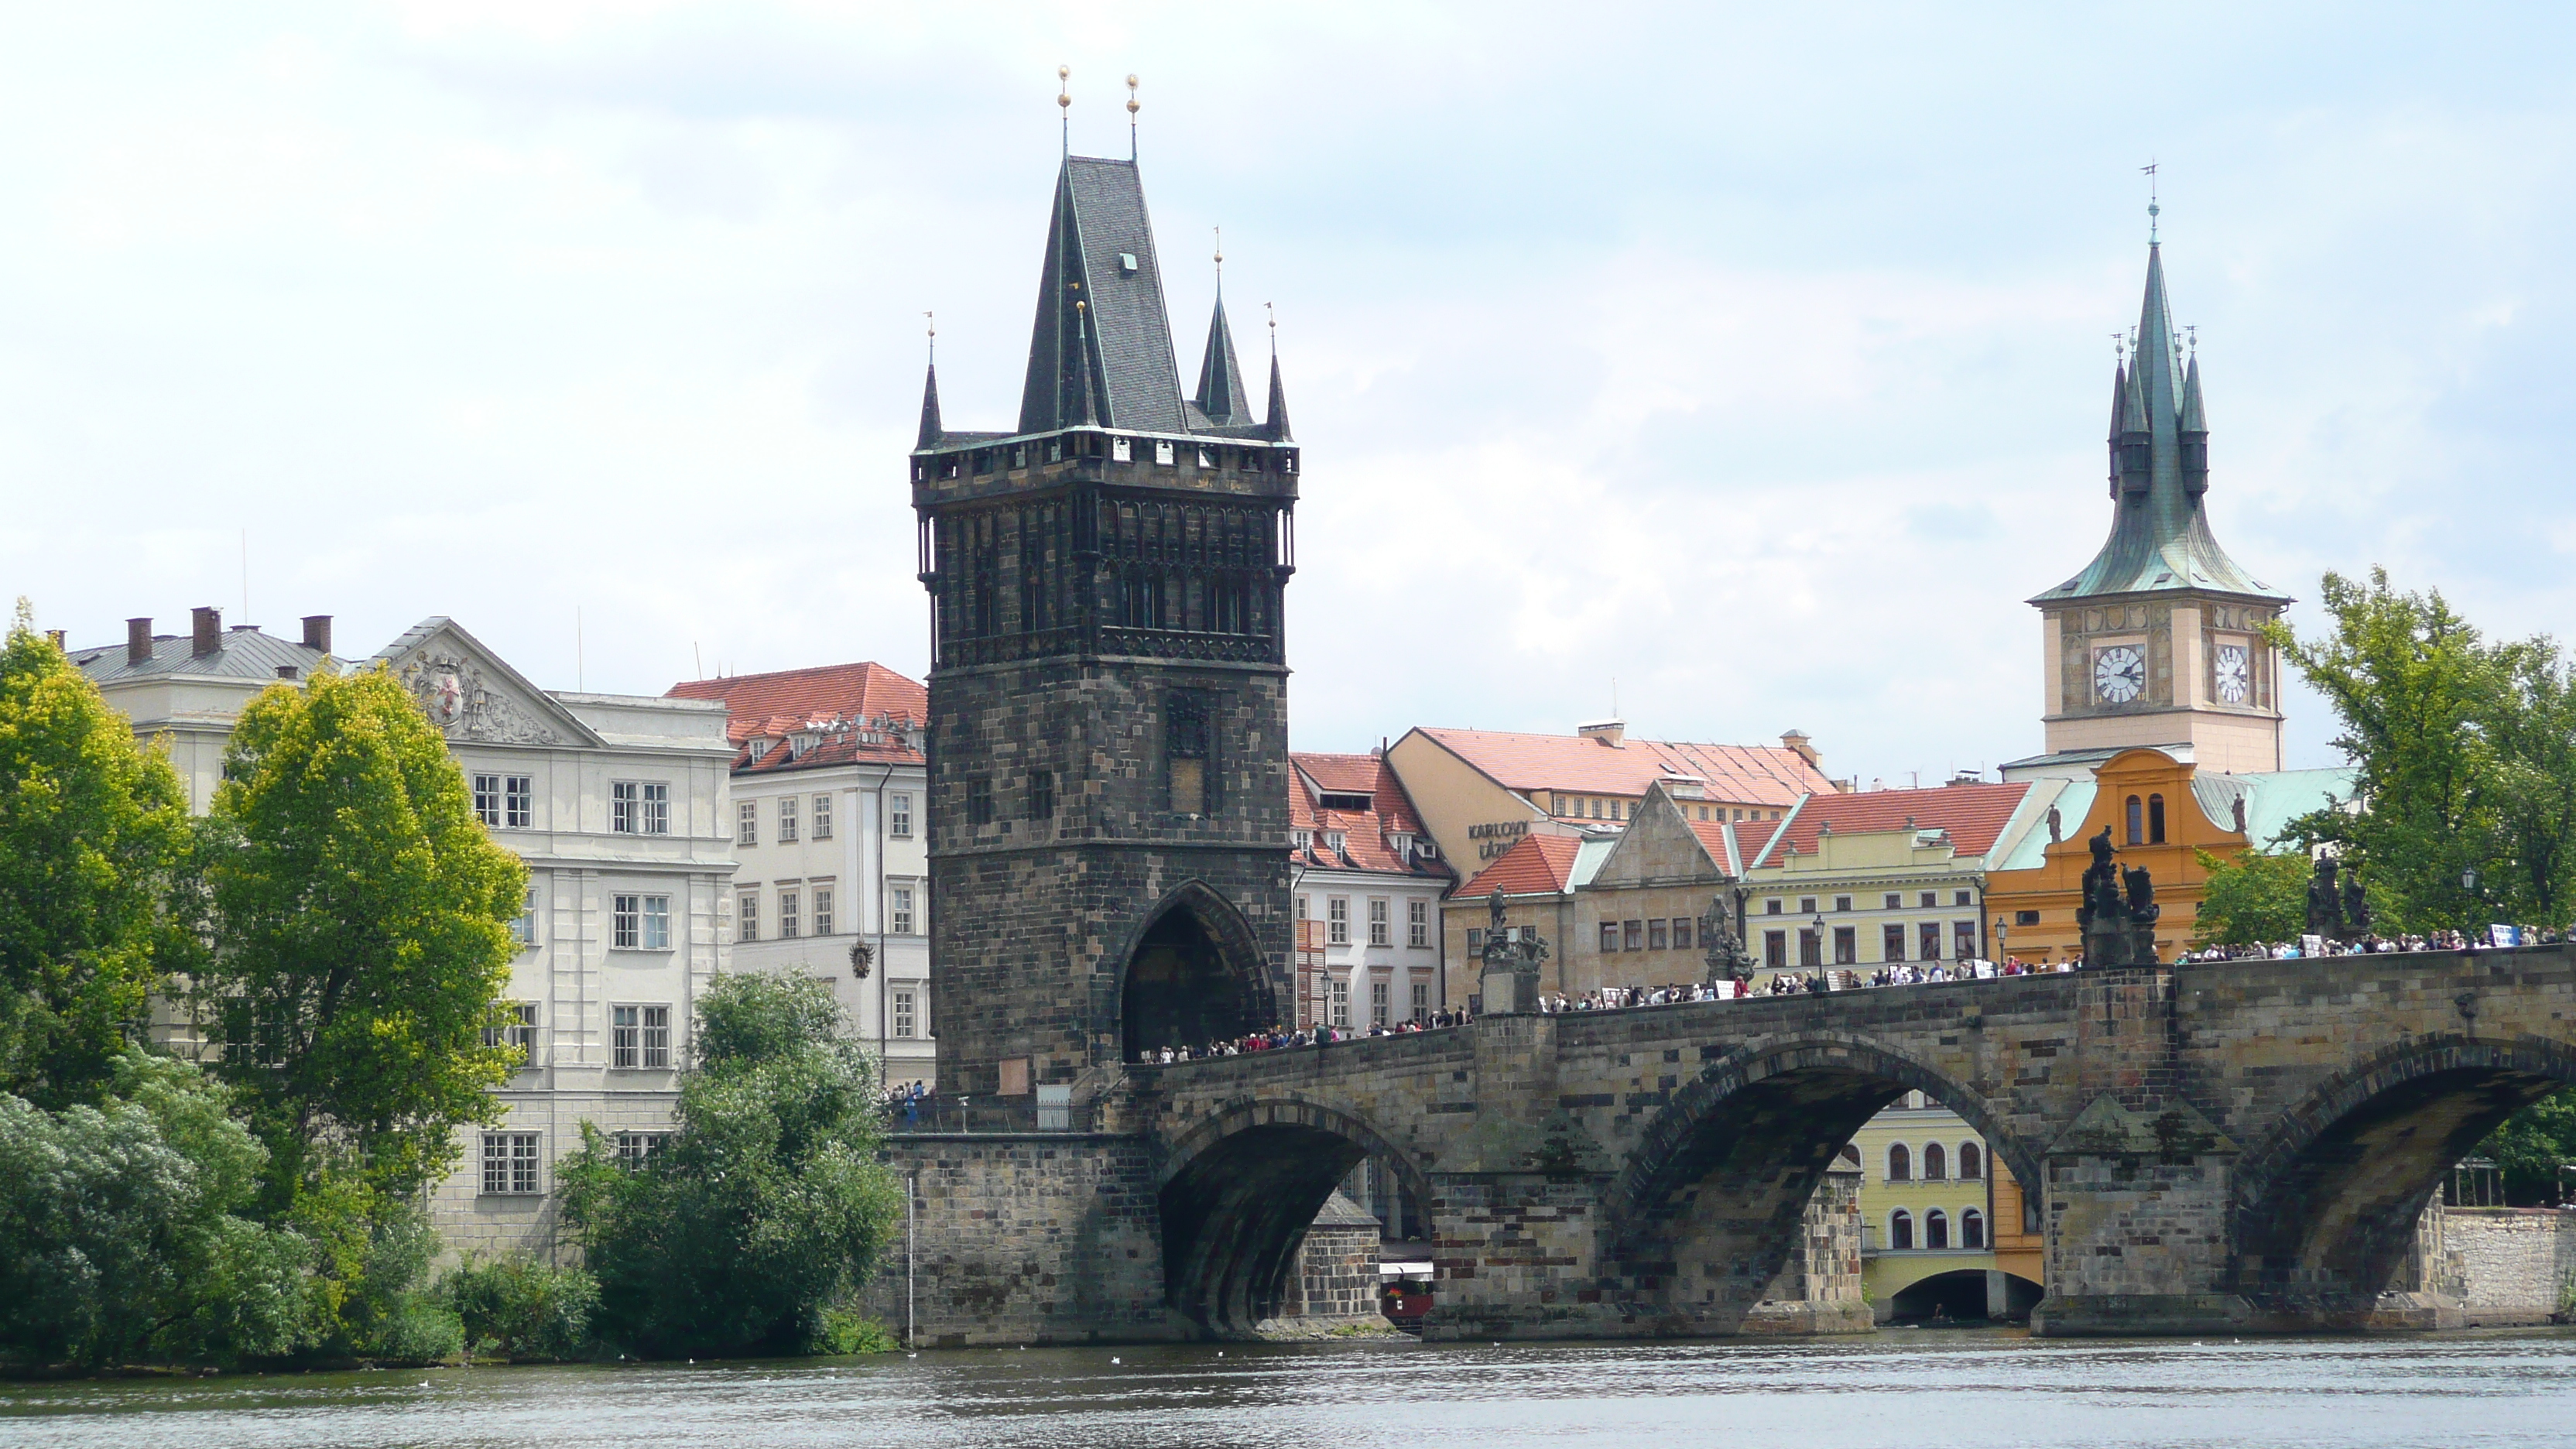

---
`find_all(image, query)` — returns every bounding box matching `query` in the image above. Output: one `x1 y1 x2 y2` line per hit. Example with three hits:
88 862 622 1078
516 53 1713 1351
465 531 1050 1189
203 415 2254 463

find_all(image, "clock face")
2215 643 2251 704
2093 645 2146 704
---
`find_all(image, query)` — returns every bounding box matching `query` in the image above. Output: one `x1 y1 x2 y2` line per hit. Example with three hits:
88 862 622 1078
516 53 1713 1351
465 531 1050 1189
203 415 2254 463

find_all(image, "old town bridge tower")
913 152 1298 1098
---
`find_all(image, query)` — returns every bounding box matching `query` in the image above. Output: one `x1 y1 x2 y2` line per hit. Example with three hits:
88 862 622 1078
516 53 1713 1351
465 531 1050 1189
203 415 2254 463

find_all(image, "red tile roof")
1289 751 1446 879
1413 727 1832 807
1458 833 1584 897
664 662 927 771
1756 782 2031 865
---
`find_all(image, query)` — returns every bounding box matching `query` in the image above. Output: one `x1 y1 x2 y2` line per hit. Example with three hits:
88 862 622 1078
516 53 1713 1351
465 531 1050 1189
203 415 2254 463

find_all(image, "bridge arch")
1112 880 1275 1064
1155 1097 1431 1338
1603 1033 2037 1329
2228 1033 2576 1317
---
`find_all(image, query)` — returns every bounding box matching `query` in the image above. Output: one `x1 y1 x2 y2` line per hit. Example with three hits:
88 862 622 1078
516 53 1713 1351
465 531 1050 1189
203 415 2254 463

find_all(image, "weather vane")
2142 159 2160 242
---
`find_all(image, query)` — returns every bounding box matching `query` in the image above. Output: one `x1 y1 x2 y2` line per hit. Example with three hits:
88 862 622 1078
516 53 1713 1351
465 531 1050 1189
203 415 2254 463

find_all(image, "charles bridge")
874 944 2576 1345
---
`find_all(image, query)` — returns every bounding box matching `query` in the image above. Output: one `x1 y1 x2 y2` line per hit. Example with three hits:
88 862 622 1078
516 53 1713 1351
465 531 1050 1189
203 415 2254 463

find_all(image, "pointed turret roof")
1264 351 1292 442
916 361 944 450
2034 242 2286 606
1017 156 1188 435
1190 294 1250 426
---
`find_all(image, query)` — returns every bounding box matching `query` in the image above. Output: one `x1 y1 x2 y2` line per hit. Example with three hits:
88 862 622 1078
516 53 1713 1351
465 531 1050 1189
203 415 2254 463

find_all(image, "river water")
5 1329 2573 1448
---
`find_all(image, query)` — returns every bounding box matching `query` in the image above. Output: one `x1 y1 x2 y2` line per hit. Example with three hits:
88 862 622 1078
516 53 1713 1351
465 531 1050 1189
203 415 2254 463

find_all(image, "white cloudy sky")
5 2 2572 781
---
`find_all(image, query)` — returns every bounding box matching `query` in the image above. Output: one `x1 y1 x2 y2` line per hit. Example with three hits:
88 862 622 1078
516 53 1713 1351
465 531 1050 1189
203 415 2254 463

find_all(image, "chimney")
127 618 153 666
1780 728 1821 769
43 629 63 651
1577 718 1626 747
191 606 221 659
301 615 333 656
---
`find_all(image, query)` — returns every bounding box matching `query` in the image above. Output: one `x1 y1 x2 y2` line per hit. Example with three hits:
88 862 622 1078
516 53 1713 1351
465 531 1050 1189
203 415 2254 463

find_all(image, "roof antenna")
2142 159 2160 242
1126 74 1139 161
1057 66 1070 155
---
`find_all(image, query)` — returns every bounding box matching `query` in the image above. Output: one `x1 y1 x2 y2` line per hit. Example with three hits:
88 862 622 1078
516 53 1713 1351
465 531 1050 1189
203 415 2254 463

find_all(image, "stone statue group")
2307 856 2372 943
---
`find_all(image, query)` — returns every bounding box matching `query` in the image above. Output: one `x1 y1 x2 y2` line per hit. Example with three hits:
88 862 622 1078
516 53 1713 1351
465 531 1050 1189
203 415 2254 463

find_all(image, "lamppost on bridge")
1994 916 2009 969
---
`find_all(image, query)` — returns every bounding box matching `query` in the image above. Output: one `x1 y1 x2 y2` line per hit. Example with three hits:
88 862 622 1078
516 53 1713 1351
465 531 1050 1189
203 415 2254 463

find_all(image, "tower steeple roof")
2033 242 2286 607
916 360 944 450
1263 351 1292 442
1017 156 1188 435
1190 293 1250 426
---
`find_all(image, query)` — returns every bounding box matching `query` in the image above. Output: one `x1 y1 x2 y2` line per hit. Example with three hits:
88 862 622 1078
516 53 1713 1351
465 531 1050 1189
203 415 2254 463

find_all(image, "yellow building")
1847 1096 2043 1321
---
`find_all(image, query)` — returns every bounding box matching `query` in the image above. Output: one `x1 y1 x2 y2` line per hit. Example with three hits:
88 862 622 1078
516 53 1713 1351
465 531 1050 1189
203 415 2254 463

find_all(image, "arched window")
1958 1142 1982 1180
1923 1142 1947 1180
1962 1209 1987 1249
1889 1210 1914 1251
1839 1142 1862 1166
2125 794 2144 845
1886 1143 1911 1181
1926 1209 1950 1250
2148 793 2167 844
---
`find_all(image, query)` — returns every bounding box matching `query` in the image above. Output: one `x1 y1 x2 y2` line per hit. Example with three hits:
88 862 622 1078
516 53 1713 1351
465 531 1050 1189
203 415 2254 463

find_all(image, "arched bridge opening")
1607 1037 2037 1334
1118 883 1271 1065
2230 1038 2576 1324
1156 1101 1430 1338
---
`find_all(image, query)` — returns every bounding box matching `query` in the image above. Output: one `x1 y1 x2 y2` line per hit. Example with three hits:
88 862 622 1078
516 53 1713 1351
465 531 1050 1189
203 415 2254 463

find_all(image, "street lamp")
1994 916 2009 969
1810 911 1828 978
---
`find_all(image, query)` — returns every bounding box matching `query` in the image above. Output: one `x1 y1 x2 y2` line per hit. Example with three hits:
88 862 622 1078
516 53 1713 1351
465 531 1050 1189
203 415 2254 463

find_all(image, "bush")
813 1307 896 1355
442 1254 598 1361
289 1184 460 1364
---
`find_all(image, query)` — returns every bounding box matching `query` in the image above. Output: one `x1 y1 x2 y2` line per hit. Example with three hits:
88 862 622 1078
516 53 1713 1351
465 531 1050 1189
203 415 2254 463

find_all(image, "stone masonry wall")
1281 1193 1384 1323
2440 1208 2576 1325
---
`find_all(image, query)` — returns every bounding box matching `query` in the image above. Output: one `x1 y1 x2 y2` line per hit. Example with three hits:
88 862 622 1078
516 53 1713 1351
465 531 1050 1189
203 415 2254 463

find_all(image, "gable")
372 618 605 749
1588 786 1726 889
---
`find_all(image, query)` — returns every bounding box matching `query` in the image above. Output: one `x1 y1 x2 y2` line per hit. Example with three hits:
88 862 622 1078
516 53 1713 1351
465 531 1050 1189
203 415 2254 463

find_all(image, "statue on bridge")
1700 892 1755 987
1478 888 1550 1015
2341 867 2372 941
2079 827 2162 967
2307 856 2345 941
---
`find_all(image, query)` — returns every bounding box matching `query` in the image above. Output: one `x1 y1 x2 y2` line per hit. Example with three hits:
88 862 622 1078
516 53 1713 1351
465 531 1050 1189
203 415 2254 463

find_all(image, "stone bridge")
877 947 2576 1345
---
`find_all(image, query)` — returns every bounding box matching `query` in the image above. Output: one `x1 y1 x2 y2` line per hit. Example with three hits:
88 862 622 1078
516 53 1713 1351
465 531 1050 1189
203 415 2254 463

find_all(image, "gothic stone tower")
913 153 1298 1097
2030 232 2292 774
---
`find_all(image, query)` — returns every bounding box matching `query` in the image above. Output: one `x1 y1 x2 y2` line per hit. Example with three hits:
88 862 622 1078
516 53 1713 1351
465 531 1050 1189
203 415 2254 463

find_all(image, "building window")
889 793 913 838
1889 1210 1914 1251
1766 899 1783 915
1923 1142 1947 1180
615 1132 670 1168
2014 909 2040 927
777 796 799 843
1030 769 1056 821
1799 928 1821 968
892 988 918 1038
474 774 534 829
2148 793 2167 844
611 894 671 951
1327 897 1350 946
1410 981 1430 1018
1920 892 1936 909
1927 1209 1951 1250
2126 793 2144 845
779 889 800 940
1883 923 1906 961
1887 1143 1912 1181
1833 926 1856 964
966 778 993 826
1408 899 1428 948
1369 980 1388 1025
1799 897 1817 914
1962 1209 1986 1250
1953 889 1973 907
890 885 916 936
1834 896 1852 912
512 885 538 948
812 793 834 841
483 1132 540 1195
484 1002 539 1060
1883 892 1901 910
1466 928 1485 952
1609 800 1623 820
1648 919 1669 951
1330 976 1350 1027
1765 930 1786 968
1623 920 1643 951
1167 690 1211 815
611 1004 671 1070
1368 898 1390 947
737 800 758 847
813 886 834 937
738 892 759 942
1958 1142 1983 1180
1955 920 1978 960
1920 923 1942 961
1600 922 1620 952
611 781 670 835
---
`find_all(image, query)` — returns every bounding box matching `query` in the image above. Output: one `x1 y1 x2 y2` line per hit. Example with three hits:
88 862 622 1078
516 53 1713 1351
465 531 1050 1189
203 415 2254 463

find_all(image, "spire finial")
1057 65 1070 154
1265 300 1276 357
2185 324 2197 355
2112 331 2125 365
2142 159 2160 242
1126 74 1139 161
924 310 935 362
1213 225 1223 294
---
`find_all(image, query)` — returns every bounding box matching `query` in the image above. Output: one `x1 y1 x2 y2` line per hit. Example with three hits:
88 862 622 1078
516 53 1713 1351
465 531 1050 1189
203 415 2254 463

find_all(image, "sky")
5 2 2574 783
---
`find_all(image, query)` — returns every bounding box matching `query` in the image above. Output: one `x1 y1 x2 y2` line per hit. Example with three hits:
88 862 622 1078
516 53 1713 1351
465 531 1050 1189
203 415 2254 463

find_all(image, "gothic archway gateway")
1118 882 1272 1064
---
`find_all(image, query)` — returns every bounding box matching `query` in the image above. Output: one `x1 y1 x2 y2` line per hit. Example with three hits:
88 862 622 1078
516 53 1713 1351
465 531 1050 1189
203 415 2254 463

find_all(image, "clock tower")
2029 230 2290 774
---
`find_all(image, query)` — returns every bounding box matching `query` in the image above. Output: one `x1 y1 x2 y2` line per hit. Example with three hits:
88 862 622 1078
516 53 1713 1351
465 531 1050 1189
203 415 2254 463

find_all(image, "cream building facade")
72 608 737 1261
1287 752 1453 1029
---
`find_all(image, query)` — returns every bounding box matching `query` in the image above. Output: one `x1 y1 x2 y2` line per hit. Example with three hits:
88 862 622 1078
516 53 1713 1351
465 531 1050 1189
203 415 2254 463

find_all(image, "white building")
1288 752 1454 1029
72 608 737 1259
665 662 934 1091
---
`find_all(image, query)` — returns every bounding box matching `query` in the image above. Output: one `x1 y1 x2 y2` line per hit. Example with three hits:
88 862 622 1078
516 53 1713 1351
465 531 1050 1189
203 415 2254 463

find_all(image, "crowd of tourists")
2178 926 2570 962
1132 1011 1475 1064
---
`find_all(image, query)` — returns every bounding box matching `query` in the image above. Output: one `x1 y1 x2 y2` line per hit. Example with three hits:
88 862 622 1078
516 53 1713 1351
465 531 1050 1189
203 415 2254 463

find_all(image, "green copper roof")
2032 243 2288 607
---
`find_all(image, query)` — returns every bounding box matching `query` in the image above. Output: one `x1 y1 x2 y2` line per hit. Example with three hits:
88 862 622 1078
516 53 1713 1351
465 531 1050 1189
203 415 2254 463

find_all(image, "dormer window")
747 738 775 762
1292 829 1313 850
1324 830 1347 854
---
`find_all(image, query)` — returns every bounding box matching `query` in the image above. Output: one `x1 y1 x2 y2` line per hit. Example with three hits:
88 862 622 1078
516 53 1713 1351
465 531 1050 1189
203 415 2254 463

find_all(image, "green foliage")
2191 848 2317 946
195 664 526 1207
812 1307 896 1356
0 1050 311 1369
561 973 903 1358
440 1253 598 1361
289 1186 461 1363
2270 567 2576 931
2475 1088 2576 1207
0 608 200 1108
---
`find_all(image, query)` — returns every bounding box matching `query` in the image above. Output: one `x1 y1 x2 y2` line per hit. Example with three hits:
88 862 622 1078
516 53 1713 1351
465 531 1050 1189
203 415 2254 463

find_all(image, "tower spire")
917 311 943 450
1057 65 1070 155
1191 229 1249 425
1262 301 1292 442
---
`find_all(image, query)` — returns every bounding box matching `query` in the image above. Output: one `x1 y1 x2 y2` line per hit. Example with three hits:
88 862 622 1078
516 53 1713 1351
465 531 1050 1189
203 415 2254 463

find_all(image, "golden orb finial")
1125 74 1139 115
1057 63 1070 110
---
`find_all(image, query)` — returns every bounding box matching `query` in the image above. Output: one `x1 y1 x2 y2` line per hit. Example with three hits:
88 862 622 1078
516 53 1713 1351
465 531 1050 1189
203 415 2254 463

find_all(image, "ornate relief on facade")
396 649 562 745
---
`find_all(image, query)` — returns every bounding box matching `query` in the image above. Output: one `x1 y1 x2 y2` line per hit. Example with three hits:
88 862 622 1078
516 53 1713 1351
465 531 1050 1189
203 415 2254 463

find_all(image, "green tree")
0 608 200 1108
440 1252 598 1361
2478 1088 2576 1206
0 1050 312 1369
2190 848 2313 946
2480 637 2576 925
196 664 525 1208
560 974 902 1358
